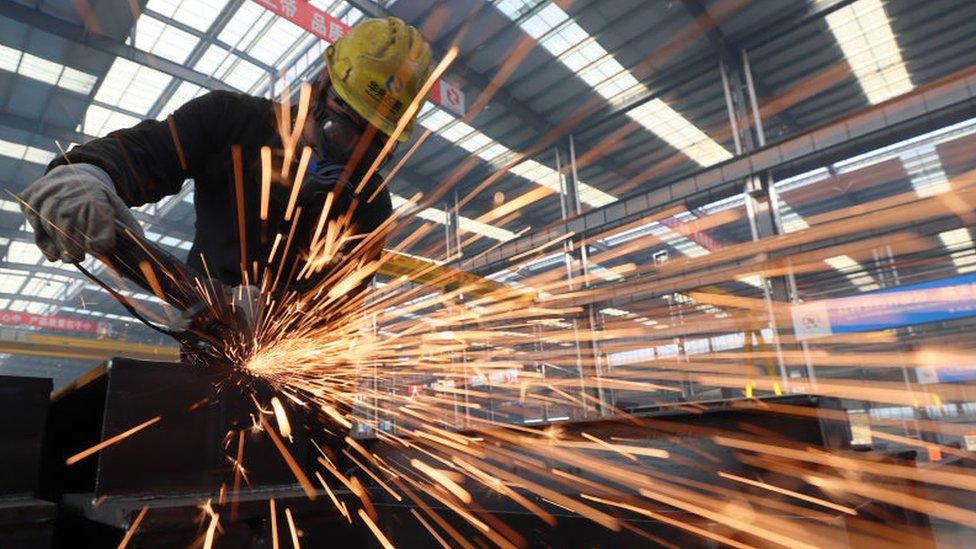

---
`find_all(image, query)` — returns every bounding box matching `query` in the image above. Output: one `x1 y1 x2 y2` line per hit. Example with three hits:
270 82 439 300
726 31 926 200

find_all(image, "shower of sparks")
30 9 976 543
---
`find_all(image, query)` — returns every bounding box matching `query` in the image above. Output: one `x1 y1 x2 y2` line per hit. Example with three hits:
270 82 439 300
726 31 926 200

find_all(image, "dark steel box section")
42 358 312 497
0 375 56 548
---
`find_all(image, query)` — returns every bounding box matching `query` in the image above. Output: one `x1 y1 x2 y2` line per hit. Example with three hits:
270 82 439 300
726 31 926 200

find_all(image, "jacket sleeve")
46 91 250 207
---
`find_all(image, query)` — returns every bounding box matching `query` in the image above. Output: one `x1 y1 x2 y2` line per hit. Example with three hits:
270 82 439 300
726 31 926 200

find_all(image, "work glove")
19 163 143 263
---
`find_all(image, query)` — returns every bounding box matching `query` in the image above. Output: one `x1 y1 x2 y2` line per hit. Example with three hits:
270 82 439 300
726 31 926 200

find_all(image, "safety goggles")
316 86 390 166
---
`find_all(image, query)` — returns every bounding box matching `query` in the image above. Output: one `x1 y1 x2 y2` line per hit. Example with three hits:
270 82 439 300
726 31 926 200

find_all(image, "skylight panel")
417 103 448 129
95 58 172 115
521 3 569 39
822 0 912 104
939 228 976 274
0 138 55 165
778 202 810 233
80 104 142 136
218 2 267 47
224 58 269 92
0 139 27 160
195 46 267 92
0 45 99 95
824 254 879 291
156 81 205 119
57 67 98 94
456 131 492 153
458 217 517 242
939 228 973 248
562 40 611 73
146 0 229 32
390 195 516 242
5 241 42 264
23 147 55 165
194 44 232 75
628 99 732 166
0 272 26 293
248 17 307 66
419 106 612 203
133 15 199 64
478 143 511 164
17 53 62 85
900 144 950 198
495 0 546 19
438 120 476 143
21 277 67 300
509 160 560 191
497 1 731 167
0 44 19 72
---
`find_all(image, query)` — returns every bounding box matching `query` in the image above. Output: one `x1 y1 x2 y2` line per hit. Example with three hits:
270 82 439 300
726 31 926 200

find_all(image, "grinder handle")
99 219 209 311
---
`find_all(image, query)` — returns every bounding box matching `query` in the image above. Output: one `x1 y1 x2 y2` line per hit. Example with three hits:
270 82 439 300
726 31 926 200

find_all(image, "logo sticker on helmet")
385 75 404 94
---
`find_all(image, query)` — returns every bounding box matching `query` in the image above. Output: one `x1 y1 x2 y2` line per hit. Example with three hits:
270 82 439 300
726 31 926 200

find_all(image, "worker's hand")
19 163 143 263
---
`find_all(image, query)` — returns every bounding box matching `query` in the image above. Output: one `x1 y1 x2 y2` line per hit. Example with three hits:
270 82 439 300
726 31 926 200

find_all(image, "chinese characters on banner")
0 311 104 334
250 0 466 116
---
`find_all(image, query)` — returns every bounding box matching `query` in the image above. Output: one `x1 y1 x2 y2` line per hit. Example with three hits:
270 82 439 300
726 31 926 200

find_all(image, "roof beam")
0 110 92 147
458 67 976 275
0 0 234 92
680 0 803 135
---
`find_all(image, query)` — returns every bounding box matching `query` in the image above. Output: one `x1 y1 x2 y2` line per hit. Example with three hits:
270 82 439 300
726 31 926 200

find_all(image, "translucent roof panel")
80 104 142 136
58 67 99 94
0 138 56 166
94 57 173 115
0 44 98 94
0 270 27 294
0 44 18 72
194 45 268 92
248 17 307 67
132 15 200 64
146 0 230 32
821 0 913 104
15 51 62 85
218 2 267 48
497 1 731 167
156 81 205 119
389 195 516 242
628 99 733 167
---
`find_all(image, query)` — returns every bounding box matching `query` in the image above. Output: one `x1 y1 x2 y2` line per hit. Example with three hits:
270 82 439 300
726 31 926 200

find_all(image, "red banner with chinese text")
0 311 102 333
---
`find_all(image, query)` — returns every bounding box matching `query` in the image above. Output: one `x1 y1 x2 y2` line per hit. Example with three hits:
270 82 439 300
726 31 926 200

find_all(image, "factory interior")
2 0 976 547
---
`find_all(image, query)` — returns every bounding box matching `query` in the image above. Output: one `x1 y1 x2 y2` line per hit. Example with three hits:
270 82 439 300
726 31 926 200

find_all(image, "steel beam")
0 329 178 361
0 111 93 147
457 66 976 275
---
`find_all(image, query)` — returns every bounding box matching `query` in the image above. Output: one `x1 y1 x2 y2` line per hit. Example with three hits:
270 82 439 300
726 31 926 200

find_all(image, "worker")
19 17 432 299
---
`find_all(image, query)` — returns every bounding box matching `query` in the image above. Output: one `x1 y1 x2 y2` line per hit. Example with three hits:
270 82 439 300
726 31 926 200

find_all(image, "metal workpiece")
0 375 56 547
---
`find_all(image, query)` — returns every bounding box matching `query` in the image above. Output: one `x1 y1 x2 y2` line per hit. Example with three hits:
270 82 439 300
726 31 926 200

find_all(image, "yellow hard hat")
326 17 432 142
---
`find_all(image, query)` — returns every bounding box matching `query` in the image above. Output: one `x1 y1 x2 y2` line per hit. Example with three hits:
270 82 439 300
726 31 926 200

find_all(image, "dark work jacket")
47 90 392 287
